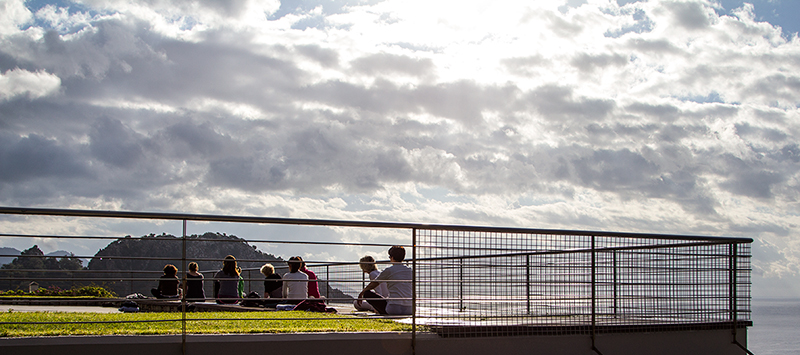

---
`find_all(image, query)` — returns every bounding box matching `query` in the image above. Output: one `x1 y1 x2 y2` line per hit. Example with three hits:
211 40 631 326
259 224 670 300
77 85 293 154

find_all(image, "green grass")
0 311 414 337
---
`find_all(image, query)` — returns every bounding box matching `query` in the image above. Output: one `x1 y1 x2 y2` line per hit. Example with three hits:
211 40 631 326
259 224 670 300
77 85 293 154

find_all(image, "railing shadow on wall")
0 207 753 355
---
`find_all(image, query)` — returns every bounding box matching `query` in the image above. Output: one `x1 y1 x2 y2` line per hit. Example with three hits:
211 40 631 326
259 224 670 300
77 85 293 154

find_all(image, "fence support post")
612 250 618 317
526 254 531 315
412 228 417 355
459 257 464 311
181 219 187 355
326 265 330 299
590 235 603 355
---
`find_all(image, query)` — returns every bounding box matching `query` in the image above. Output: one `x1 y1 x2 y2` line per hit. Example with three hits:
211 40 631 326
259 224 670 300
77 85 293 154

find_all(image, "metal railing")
0 207 752 354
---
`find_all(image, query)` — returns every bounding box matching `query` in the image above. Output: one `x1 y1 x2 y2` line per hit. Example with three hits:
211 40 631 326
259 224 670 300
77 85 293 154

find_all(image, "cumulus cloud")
0 68 60 101
1 0 800 296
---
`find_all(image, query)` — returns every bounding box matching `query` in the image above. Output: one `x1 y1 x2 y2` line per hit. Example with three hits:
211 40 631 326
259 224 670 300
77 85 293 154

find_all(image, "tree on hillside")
1 245 45 270
0 245 85 291
1 245 84 271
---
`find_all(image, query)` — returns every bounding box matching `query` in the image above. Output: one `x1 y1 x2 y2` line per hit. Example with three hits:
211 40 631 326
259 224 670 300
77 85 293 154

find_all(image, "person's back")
153 264 181 299
301 266 321 298
377 262 412 312
186 262 205 301
214 255 241 303
260 263 283 299
158 275 181 297
282 256 308 303
358 246 413 315
214 270 239 297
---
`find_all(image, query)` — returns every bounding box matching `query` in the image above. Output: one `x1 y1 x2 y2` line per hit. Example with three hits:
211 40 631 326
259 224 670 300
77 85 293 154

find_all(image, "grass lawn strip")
0 311 414 337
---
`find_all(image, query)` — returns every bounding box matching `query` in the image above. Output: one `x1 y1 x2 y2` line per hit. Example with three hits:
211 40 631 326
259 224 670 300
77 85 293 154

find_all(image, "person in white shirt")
282 256 308 304
357 246 412 315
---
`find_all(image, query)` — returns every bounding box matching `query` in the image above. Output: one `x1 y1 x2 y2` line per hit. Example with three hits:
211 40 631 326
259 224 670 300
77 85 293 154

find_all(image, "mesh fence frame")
0 208 752 341
414 229 751 336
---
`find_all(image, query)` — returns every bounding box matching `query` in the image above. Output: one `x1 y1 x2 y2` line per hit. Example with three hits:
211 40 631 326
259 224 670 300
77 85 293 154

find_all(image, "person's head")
359 255 377 273
188 262 198 272
260 263 275 277
288 256 302 273
388 246 405 262
296 256 307 271
163 264 178 277
222 255 239 276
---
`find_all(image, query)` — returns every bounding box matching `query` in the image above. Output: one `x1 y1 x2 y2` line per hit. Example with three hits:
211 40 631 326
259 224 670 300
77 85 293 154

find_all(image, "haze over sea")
749 299 800 355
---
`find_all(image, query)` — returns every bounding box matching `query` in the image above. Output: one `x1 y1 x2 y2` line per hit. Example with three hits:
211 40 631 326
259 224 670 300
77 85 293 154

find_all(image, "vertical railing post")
526 254 531 315
729 243 738 331
412 228 417 355
326 265 330 299
181 219 187 355
459 257 464 311
612 250 618 317
590 235 598 353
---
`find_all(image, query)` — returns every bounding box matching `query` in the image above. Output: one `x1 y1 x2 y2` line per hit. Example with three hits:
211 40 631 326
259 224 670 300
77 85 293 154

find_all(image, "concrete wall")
0 329 750 355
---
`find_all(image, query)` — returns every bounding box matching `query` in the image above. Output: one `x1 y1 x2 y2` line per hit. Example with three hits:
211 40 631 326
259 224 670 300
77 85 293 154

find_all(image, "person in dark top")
185 261 206 302
151 264 182 299
260 263 282 308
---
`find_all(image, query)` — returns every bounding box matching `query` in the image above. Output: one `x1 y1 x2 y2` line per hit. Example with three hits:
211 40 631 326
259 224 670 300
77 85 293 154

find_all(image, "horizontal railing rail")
0 206 752 355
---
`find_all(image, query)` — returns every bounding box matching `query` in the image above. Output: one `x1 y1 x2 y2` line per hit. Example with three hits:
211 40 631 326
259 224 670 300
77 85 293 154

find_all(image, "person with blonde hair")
353 255 388 311
261 263 283 307
214 255 243 304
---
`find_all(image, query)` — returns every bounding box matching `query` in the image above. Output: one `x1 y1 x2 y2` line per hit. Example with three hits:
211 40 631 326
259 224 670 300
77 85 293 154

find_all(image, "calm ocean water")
749 299 800 355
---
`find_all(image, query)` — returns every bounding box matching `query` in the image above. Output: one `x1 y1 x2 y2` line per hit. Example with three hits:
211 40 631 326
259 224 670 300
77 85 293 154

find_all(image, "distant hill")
88 232 285 272
86 232 352 301
0 247 21 266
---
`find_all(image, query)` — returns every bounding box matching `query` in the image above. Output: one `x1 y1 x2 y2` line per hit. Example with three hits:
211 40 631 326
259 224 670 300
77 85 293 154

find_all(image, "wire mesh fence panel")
413 229 751 336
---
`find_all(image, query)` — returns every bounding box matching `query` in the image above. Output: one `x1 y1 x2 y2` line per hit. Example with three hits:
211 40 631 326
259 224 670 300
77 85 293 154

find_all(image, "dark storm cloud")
720 168 784 199
4 18 307 112
160 121 235 158
89 117 145 168
0 133 89 183
573 148 658 191
204 122 415 193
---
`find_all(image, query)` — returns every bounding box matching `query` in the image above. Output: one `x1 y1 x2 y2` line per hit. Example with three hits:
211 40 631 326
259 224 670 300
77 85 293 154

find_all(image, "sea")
748 299 800 355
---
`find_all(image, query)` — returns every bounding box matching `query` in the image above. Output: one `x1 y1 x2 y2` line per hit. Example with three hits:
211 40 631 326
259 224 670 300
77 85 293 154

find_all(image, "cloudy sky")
0 0 799 297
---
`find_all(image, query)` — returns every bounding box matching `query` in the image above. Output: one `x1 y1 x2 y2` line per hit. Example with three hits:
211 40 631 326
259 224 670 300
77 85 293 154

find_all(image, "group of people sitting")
150 245 412 316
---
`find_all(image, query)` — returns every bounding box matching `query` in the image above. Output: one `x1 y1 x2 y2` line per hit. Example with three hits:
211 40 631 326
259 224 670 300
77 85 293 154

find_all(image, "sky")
0 0 799 298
